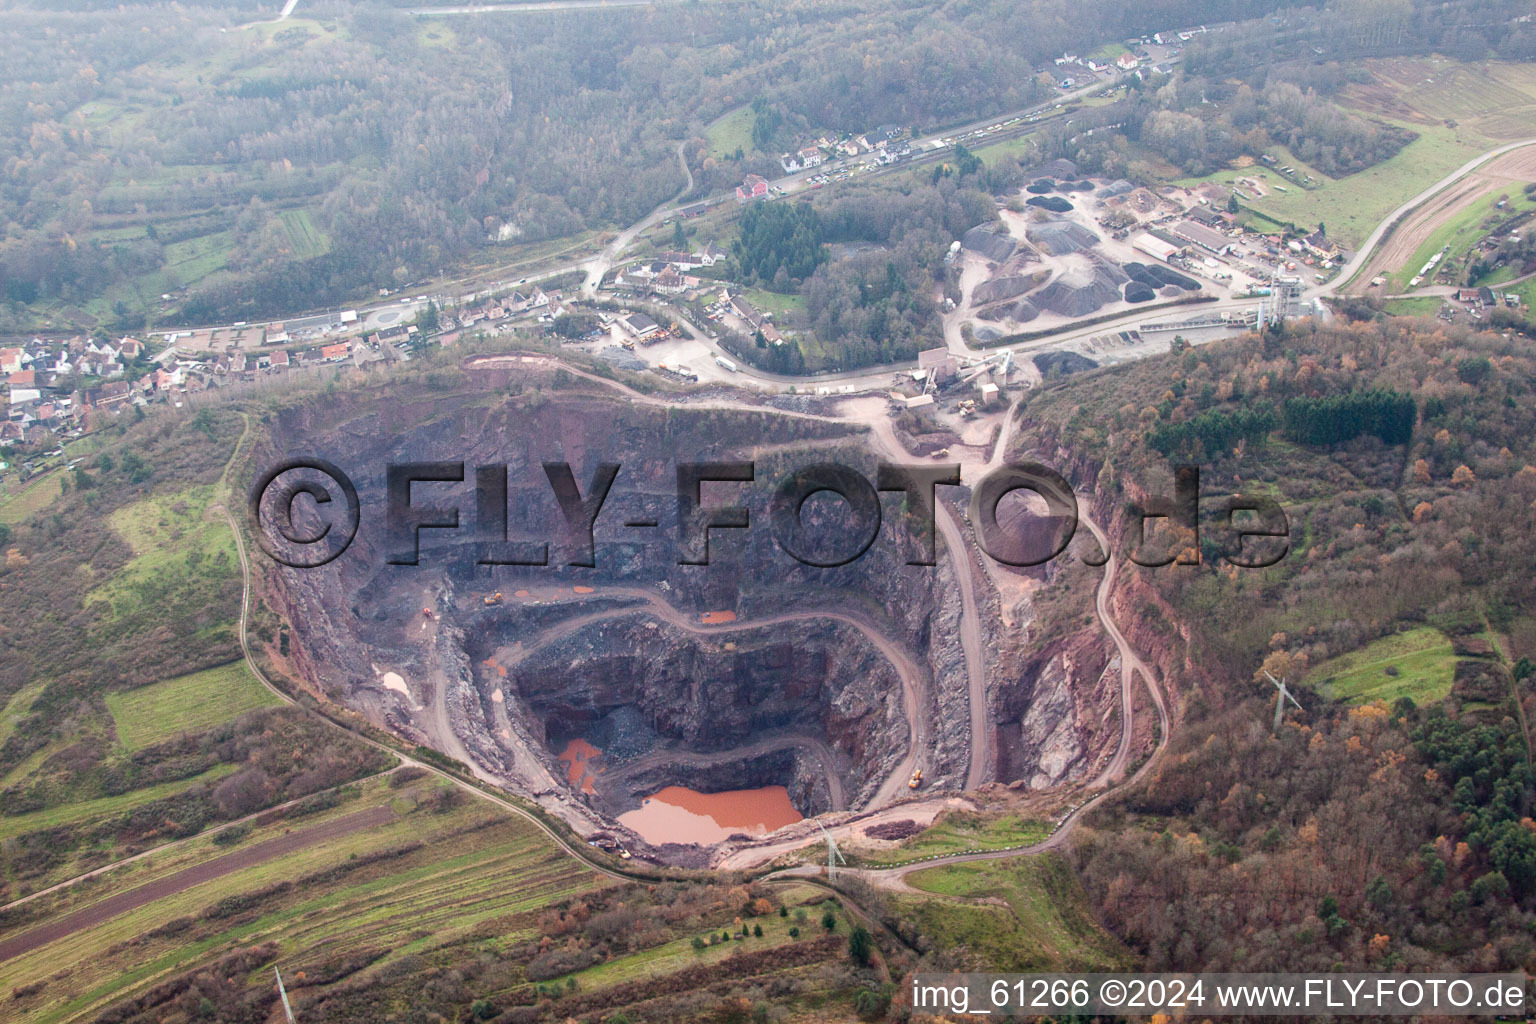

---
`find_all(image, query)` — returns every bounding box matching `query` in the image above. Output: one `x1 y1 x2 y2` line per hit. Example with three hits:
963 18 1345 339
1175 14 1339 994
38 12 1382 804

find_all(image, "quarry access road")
217 484 640 886
466 355 997 796
864 413 992 792
599 733 849 812
760 508 1171 891
488 586 928 811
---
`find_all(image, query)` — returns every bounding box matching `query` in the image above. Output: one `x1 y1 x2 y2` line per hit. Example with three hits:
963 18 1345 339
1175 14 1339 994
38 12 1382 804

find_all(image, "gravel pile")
1026 219 1100 255
961 222 1018 262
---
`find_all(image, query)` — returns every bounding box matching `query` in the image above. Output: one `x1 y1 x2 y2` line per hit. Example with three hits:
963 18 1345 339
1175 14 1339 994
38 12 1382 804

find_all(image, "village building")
1171 220 1234 255
735 175 769 201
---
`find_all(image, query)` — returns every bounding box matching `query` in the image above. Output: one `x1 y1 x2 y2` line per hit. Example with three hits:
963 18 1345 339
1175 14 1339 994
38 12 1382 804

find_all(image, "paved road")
166 62 1143 342
1334 137 1536 292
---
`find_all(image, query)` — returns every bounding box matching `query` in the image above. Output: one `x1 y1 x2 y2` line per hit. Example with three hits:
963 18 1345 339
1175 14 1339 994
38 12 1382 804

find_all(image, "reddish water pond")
618 785 802 845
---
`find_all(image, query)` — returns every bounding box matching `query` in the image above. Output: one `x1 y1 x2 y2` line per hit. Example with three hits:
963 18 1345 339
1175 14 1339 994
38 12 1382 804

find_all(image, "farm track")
26 126 1531 959
1348 146 1536 292
0 805 397 964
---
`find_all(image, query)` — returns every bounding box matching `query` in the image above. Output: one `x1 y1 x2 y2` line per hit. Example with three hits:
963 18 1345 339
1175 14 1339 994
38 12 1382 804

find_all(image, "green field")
88 484 238 625
552 888 849 992
706 105 756 159
0 472 64 525
1347 58 1536 143
1177 122 1490 248
899 853 1129 971
1305 627 1457 704
0 763 239 842
1384 296 1445 316
105 662 281 751
742 287 807 321
855 811 1050 867
0 776 601 1024
1510 278 1536 308
972 129 1044 163
161 230 233 289
279 208 331 259
1393 189 1536 291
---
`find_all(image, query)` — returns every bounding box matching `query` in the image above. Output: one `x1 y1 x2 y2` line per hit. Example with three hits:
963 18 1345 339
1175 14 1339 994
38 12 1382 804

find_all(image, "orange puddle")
701 610 737 625
557 738 603 795
574 585 595 594
514 590 530 597
618 785 802 846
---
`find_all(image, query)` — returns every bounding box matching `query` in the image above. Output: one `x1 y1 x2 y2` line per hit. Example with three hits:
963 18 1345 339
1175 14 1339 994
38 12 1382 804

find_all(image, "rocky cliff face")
247 372 989 844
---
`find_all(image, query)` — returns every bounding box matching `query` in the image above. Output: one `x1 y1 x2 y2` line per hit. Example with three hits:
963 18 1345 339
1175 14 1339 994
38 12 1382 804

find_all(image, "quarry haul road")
486 587 926 811
216 485 640 887
761 508 1171 893
599 734 849 813
467 357 995 796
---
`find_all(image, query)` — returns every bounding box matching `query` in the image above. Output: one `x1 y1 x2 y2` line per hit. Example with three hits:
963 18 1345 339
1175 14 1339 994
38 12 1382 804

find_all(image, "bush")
847 924 873 966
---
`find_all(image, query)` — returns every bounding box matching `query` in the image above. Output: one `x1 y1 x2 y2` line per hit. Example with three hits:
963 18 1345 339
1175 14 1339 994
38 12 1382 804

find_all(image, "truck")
715 355 739 373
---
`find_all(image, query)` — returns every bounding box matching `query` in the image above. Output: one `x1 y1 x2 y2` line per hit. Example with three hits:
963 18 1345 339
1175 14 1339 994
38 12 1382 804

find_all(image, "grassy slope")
1305 626 1458 705
0 473 64 526
0 764 240 843
706 105 756 160
1383 296 1444 316
849 812 1050 867
899 853 1129 971
104 662 281 751
0 776 600 1024
87 483 238 631
552 886 850 991
1177 122 1491 248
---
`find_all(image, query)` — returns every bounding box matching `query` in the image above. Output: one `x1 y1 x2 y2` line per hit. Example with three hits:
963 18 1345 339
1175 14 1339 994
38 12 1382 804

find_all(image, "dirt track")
1349 146 1536 292
0 804 397 964
601 734 850 812
478 587 930 812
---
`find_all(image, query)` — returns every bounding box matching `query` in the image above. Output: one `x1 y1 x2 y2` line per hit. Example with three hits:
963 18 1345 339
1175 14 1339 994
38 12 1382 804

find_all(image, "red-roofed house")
736 175 769 201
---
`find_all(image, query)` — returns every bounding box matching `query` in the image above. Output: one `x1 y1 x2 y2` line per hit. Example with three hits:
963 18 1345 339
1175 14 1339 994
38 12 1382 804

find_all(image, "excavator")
908 768 923 790
483 592 504 606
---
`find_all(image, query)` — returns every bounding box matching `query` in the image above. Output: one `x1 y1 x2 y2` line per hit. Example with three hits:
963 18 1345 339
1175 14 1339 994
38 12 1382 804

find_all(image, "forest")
722 179 993 372
6 0 1524 329
1012 313 1536 975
